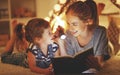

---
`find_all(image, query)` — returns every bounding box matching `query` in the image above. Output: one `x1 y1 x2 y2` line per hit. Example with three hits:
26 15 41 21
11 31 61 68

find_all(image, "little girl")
25 18 63 75
1 20 28 68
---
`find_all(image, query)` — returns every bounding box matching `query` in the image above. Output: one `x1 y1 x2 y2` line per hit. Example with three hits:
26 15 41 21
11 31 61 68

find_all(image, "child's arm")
27 51 53 74
57 39 67 56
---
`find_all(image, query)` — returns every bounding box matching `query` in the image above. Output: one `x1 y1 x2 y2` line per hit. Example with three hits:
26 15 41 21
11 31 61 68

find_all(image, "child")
1 20 28 68
25 18 63 75
64 1 111 73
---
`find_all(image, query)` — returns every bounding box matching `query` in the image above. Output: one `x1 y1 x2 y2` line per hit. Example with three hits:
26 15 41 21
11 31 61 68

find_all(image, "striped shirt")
27 42 59 68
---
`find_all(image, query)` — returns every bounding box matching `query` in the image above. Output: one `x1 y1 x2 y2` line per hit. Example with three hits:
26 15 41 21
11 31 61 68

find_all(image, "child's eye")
49 31 52 35
72 23 78 26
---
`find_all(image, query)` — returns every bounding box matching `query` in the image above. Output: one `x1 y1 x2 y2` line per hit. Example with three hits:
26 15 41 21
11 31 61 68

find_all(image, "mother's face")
66 12 87 37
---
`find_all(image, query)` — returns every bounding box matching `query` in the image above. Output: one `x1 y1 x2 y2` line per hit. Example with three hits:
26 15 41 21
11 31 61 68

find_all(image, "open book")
51 48 100 74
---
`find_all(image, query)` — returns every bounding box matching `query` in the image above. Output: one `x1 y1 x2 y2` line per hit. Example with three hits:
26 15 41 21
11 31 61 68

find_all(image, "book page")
54 47 93 58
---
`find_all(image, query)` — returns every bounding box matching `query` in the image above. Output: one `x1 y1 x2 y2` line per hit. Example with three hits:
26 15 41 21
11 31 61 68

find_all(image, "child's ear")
85 19 93 26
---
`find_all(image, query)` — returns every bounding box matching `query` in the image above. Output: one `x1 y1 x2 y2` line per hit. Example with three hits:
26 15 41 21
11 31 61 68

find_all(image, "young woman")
64 1 111 73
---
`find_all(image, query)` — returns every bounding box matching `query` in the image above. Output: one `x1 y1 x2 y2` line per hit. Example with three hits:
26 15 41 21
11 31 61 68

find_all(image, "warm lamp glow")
54 4 61 12
51 15 67 33
80 0 86 2
59 0 67 4
116 0 120 4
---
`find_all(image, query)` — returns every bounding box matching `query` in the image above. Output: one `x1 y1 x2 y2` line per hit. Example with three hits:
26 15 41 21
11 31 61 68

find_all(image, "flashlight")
54 26 66 39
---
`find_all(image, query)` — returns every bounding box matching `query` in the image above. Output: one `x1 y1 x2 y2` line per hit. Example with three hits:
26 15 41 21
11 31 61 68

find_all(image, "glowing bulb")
59 0 67 4
116 0 120 4
80 0 86 2
54 4 61 12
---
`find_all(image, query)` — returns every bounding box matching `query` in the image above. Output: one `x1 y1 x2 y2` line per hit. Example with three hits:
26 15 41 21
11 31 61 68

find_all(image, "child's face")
41 27 54 44
66 12 87 37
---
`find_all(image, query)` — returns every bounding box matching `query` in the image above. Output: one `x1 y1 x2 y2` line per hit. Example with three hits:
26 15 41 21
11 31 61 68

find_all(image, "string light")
111 0 120 8
54 4 61 12
59 0 67 4
116 0 120 5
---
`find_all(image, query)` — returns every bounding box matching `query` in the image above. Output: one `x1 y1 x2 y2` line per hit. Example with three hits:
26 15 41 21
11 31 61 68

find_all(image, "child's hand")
45 65 54 75
53 26 66 40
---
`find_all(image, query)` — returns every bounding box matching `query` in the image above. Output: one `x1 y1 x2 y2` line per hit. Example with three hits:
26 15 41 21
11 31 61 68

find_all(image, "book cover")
51 48 100 74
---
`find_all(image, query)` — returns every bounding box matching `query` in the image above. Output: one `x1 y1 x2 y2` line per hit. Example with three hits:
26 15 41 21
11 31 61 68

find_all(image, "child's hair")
14 23 24 41
25 18 50 43
14 23 27 50
66 1 92 22
85 0 99 25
